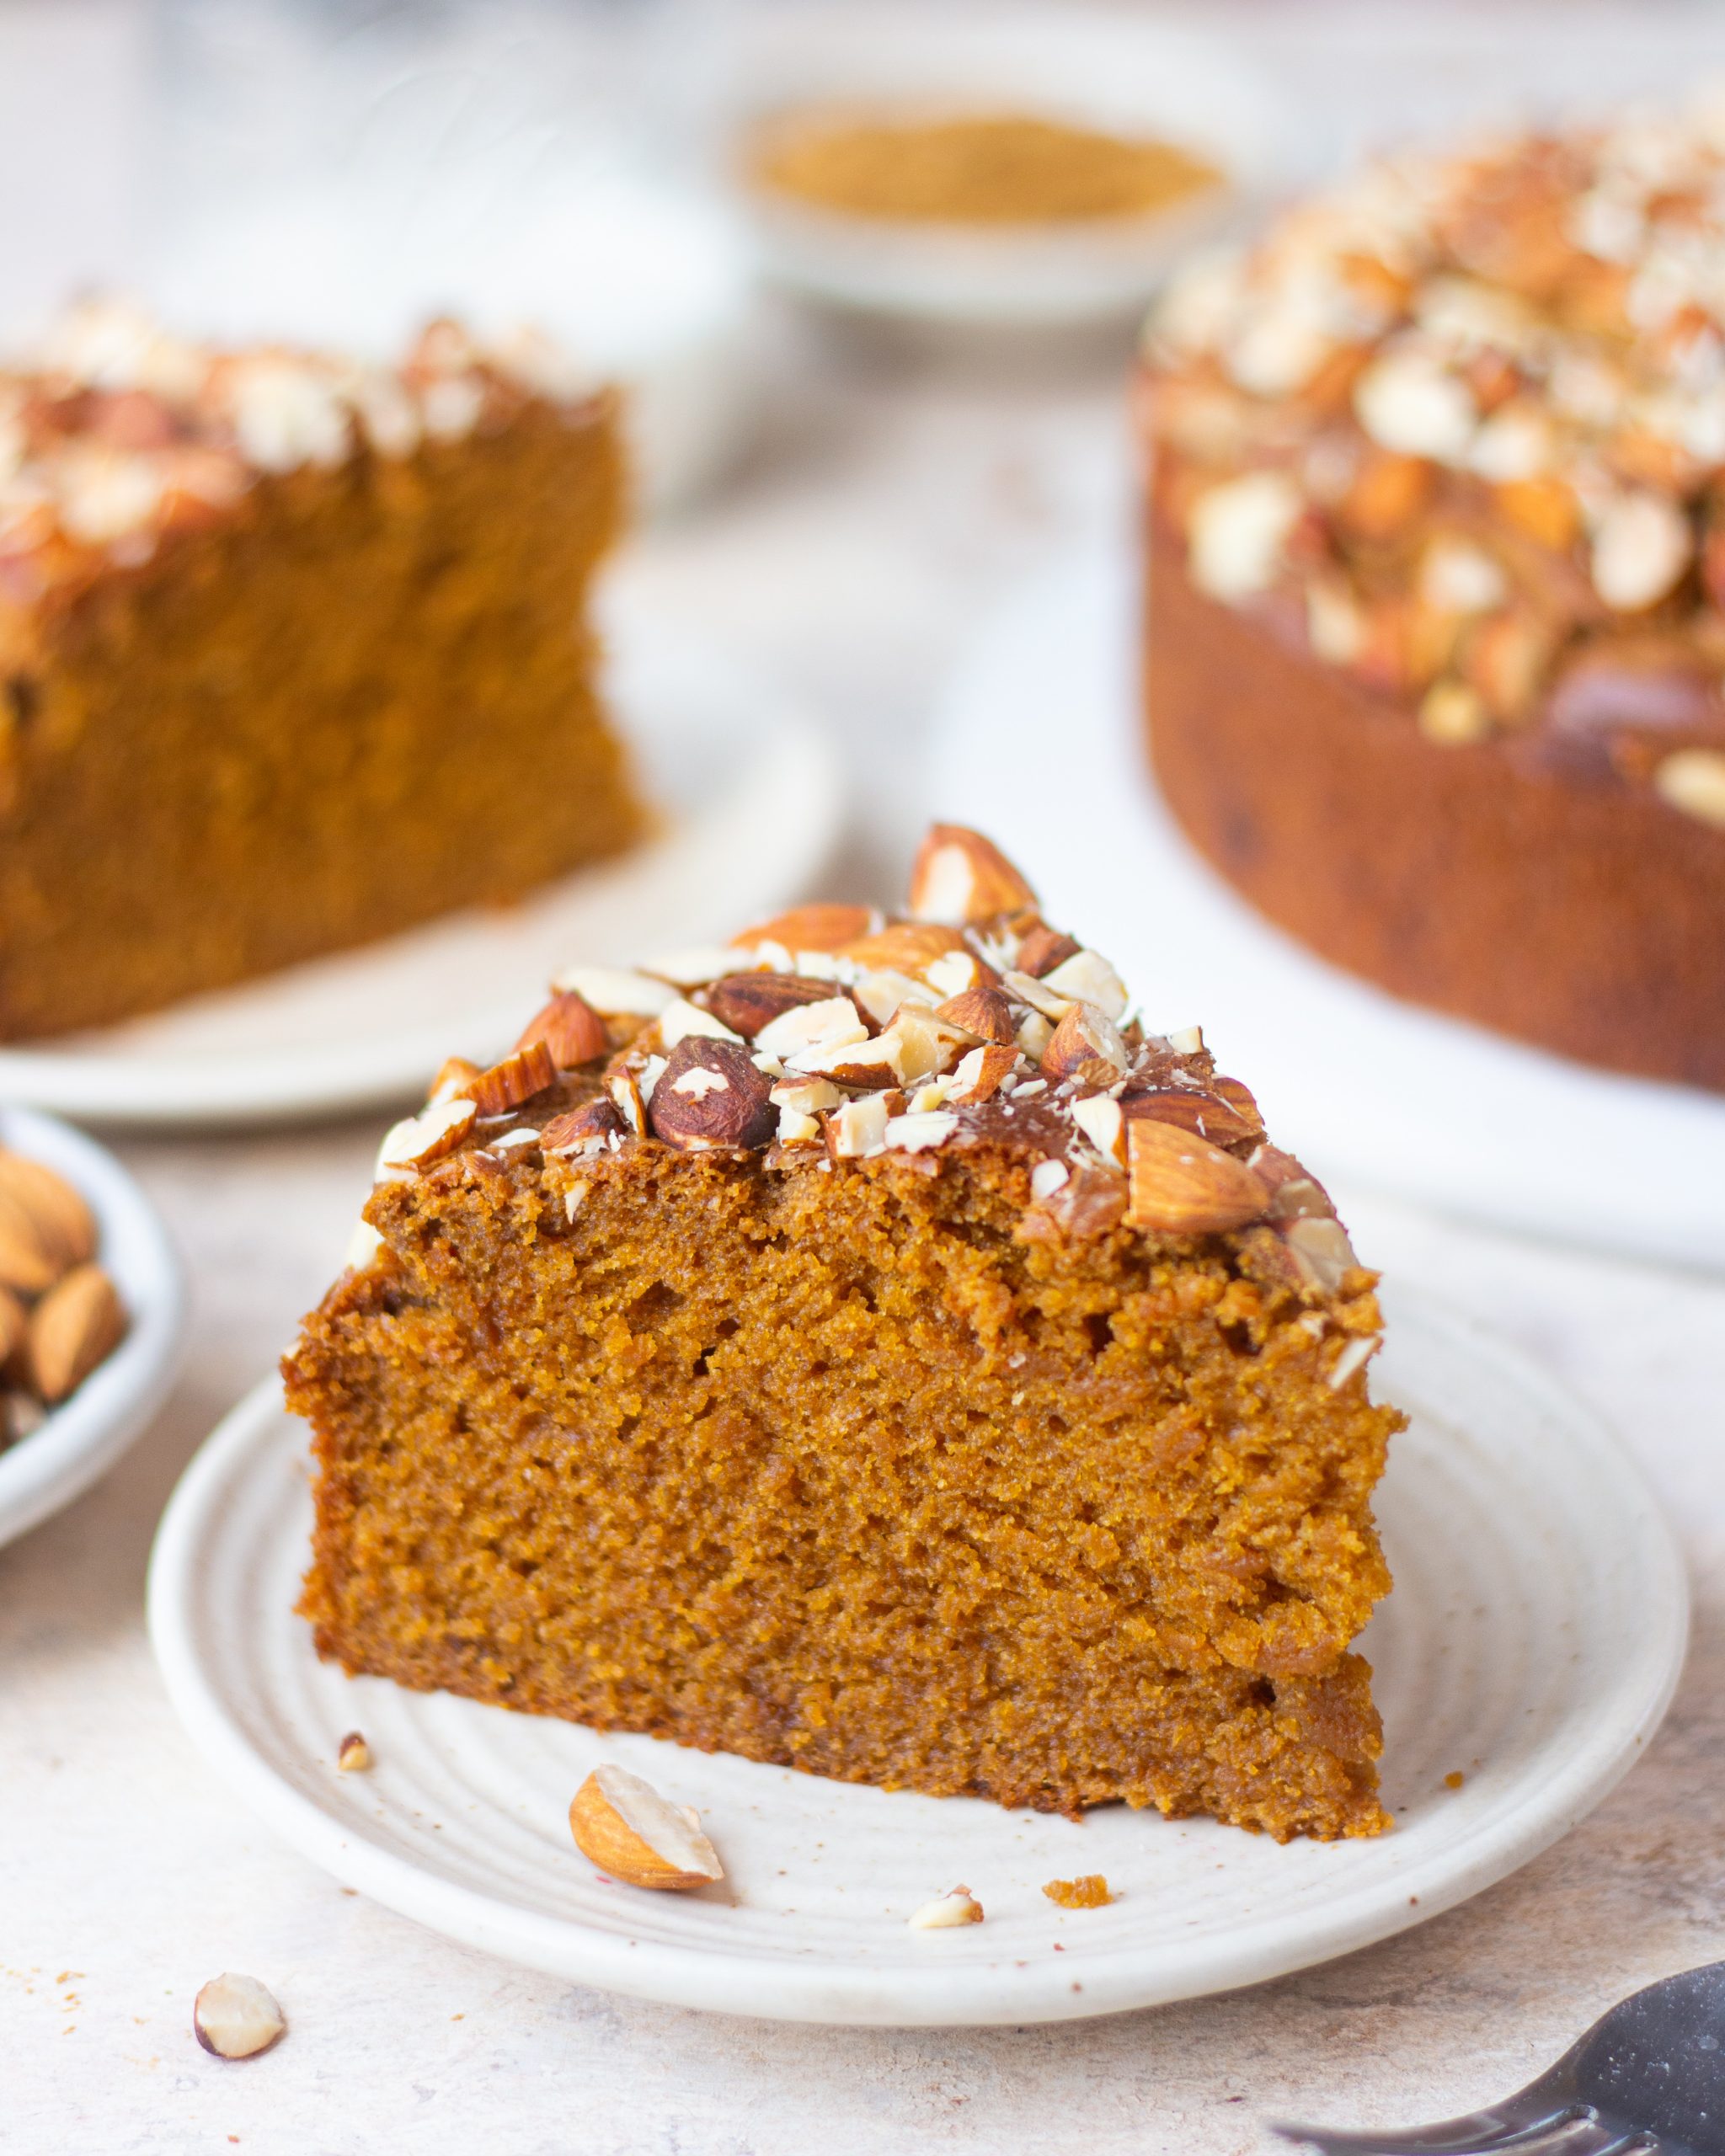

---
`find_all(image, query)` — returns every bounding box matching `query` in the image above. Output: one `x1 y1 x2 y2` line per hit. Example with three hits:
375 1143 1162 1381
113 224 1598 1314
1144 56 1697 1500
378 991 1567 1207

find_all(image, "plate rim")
0 631 844 1131
145 1290 1688 2025
0 1104 187 1548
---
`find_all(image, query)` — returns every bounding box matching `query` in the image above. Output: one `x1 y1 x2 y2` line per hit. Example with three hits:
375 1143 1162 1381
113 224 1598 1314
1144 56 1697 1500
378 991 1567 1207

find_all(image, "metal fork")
1274 1960 1725 2156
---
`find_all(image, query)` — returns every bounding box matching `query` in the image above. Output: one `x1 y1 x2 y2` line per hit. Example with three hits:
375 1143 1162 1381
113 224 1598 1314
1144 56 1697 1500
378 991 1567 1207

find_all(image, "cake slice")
0 300 641 1039
286 827 1400 1839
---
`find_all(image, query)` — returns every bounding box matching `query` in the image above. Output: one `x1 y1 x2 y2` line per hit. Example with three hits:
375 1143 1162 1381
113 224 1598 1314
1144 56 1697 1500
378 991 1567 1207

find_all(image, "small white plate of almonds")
0 1106 185 1550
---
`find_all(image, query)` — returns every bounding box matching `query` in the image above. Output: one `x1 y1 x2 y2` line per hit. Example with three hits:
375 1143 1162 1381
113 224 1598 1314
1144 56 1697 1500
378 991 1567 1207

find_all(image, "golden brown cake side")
1146 509 1725 1088
1139 112 1725 1090
286 830 1401 1841
0 305 640 1039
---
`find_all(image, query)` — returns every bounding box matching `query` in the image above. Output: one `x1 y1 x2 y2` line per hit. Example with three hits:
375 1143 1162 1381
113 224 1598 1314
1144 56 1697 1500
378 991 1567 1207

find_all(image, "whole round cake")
1139 105 1725 1091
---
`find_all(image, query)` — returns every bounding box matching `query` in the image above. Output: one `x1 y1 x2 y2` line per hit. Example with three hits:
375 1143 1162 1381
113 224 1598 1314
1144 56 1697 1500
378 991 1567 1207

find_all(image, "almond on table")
284 826 1401 1845
0 1149 127 1441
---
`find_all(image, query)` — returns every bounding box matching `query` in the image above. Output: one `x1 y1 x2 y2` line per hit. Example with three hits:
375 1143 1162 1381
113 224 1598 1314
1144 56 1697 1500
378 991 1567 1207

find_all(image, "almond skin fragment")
908 825 1038 926
0 1154 95 1273
569 1764 724 1890
193 1973 286 2061
29 1263 126 1403
1126 1118 1269 1235
466 1041 557 1118
517 990 610 1068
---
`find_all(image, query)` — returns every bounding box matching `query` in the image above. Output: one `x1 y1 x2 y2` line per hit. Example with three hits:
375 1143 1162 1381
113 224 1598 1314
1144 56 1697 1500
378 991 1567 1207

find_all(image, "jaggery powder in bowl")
749 106 1222 229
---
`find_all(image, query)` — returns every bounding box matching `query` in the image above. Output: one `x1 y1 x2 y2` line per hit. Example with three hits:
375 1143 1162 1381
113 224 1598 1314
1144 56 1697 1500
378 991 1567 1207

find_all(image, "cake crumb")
1444 1770 1465 1790
1043 1875 1114 1909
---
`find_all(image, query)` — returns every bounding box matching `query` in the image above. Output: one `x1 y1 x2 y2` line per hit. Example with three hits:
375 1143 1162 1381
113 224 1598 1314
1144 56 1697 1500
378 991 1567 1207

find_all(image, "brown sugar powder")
750 109 1221 226
1043 1875 1115 1909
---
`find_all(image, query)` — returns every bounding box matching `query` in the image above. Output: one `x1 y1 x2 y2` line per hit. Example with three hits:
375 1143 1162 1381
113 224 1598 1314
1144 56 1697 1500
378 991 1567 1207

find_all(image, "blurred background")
13 0 1725 897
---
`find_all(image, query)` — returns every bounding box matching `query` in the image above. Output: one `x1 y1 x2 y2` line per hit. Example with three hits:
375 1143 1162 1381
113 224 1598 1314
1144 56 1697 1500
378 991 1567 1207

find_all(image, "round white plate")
0 614 842 1130
728 9 1284 327
0 1106 185 1550
931 547 1725 1271
147 1290 1685 2027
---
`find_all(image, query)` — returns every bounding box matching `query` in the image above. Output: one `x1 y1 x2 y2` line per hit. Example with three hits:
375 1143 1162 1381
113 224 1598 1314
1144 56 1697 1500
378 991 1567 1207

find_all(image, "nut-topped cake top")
0 299 602 610
1140 101 1725 830
362 826 1366 1312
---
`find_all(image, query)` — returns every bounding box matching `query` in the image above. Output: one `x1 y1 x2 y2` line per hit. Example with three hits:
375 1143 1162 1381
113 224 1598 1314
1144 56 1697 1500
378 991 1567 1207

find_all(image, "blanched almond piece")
1070 1093 1125 1162
549 964 676 1018
193 1973 286 2060
569 1764 724 1890
908 825 1038 927
0 1154 95 1273
1040 949 1128 1022
518 990 609 1068
1126 1119 1269 1236
29 1264 126 1402
908 1886 984 1929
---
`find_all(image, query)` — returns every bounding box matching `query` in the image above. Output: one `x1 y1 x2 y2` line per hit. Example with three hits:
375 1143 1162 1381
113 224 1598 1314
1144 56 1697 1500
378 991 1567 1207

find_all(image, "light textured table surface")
3 8 1725 2152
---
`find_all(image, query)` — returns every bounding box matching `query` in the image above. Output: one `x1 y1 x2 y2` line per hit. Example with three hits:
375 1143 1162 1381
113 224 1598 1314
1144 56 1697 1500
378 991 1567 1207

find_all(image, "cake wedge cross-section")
285 826 1401 1840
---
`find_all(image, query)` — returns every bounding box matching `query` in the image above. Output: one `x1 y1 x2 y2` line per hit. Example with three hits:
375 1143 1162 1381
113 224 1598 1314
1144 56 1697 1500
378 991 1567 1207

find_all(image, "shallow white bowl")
147 1290 1685 2026
729 8 1284 326
0 1106 185 1550
0 606 843 1129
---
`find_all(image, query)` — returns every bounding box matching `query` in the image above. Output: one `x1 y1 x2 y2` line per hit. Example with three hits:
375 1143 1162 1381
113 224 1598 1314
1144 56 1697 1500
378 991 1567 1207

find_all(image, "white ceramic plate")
930 547 1725 1271
147 1290 1685 2027
0 615 843 1130
0 1106 185 1550
729 8 1284 327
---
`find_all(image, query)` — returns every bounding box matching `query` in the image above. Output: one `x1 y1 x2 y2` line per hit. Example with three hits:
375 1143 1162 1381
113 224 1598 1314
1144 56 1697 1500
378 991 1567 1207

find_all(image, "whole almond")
647 1039 776 1151
466 1041 557 1118
934 986 1017 1046
907 825 1038 926
706 971 843 1040
734 902 876 953
0 1187 61 1296
0 1154 95 1273
1126 1118 1269 1235
29 1263 126 1403
517 990 609 1068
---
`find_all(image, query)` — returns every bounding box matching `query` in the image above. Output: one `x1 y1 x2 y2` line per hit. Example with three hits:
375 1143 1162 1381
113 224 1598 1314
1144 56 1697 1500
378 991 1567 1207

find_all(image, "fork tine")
1273 2112 1661 2156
